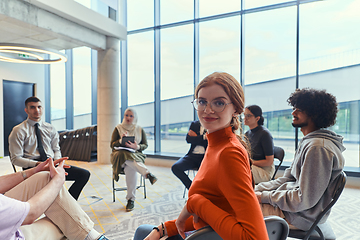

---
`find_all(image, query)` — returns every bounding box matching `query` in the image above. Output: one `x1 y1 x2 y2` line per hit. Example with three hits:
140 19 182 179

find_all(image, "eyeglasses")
192 99 232 113
243 114 254 118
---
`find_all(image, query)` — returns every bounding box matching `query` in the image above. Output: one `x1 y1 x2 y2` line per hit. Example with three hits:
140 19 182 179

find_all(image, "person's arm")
137 128 148 151
255 167 294 192
9 127 38 168
0 158 68 194
186 147 268 240
251 130 274 167
22 159 66 225
185 122 207 146
110 128 121 149
51 129 62 160
258 146 334 213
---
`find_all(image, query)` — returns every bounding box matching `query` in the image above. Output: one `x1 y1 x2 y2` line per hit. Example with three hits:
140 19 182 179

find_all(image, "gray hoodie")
255 129 345 231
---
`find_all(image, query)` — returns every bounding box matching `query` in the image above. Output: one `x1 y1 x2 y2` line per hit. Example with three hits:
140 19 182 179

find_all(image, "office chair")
184 216 289 240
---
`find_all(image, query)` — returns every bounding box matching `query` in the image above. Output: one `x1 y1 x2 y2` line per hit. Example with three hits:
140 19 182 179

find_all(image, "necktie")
34 123 47 161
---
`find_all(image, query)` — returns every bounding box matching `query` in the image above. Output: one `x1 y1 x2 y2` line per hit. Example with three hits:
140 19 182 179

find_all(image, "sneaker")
147 173 158 185
126 200 134 211
98 235 110 240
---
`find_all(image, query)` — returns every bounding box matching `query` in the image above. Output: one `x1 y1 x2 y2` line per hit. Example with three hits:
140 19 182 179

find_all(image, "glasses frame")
191 99 233 113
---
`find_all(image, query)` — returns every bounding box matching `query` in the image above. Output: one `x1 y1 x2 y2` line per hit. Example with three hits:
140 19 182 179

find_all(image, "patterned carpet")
105 185 185 240
104 186 360 240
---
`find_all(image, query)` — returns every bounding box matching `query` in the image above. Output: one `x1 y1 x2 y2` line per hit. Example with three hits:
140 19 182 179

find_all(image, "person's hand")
121 132 128 138
175 205 194 239
48 158 66 184
188 129 197 137
144 228 162 240
255 192 262 204
125 141 139 150
33 157 70 175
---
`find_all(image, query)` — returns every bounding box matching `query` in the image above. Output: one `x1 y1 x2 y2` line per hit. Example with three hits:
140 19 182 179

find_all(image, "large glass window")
244 0 289 10
73 47 92 129
50 51 66 131
299 0 360 168
199 16 240 81
199 0 240 18
128 32 155 152
160 24 194 154
127 0 154 30
243 6 297 162
161 0 193 25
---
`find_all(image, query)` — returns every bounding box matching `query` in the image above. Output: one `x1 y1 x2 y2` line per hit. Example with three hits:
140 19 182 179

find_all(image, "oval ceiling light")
0 43 68 64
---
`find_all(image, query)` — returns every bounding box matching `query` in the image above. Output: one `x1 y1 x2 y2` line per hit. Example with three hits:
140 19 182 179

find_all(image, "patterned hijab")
116 108 142 144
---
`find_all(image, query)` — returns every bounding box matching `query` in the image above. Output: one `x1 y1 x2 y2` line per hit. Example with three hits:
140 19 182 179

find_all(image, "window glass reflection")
199 0 240 17
128 32 154 151
199 16 240 81
73 47 92 129
50 51 66 131
127 0 154 30
161 0 193 25
299 0 360 167
161 25 194 154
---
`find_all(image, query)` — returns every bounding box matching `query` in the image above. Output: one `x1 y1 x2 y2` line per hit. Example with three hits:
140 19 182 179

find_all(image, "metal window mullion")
65 49 74 130
193 0 199 121
294 0 300 149
154 0 161 153
91 49 97 125
120 0 128 118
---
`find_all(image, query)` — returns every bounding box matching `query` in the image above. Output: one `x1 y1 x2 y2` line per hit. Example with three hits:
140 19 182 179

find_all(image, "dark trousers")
171 154 204 190
23 165 90 200
64 165 90 200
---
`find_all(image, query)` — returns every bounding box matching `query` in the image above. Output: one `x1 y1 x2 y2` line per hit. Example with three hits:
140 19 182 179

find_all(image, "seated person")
244 105 274 183
110 108 157 212
133 72 268 240
171 120 207 190
255 88 345 231
0 157 109 240
9 96 90 200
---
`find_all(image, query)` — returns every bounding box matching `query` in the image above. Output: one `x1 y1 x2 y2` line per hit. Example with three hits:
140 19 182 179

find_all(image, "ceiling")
0 13 87 51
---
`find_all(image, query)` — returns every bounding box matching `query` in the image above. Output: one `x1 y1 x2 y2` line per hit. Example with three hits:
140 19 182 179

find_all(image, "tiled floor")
2 156 360 239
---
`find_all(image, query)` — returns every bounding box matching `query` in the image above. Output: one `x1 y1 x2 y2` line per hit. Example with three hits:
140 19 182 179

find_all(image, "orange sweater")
165 127 269 240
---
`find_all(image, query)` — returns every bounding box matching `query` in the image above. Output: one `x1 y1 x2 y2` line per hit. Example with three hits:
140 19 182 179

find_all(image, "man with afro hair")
255 88 345 233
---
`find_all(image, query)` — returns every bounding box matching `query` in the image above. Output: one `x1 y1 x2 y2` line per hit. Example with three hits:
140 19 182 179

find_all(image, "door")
3 80 35 156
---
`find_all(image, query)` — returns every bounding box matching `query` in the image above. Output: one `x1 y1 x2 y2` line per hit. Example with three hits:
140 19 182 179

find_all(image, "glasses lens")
210 100 226 112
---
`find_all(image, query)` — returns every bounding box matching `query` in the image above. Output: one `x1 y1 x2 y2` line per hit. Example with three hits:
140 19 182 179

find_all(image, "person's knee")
134 224 154 240
78 168 91 182
171 163 180 174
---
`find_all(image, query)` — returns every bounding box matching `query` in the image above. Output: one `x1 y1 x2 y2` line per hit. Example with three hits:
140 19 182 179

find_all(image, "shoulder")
259 126 272 135
10 121 27 135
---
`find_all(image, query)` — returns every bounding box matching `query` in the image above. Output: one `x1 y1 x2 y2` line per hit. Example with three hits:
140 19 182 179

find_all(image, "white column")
97 36 120 164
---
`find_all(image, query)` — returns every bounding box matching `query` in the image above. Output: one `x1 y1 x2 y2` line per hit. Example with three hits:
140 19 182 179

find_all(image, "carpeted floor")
105 186 185 240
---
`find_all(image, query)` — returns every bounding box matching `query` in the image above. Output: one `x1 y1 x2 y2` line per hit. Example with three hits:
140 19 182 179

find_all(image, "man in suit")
9 96 90 200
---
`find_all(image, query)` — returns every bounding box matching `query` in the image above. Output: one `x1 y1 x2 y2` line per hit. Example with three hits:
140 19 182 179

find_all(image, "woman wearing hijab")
110 108 157 211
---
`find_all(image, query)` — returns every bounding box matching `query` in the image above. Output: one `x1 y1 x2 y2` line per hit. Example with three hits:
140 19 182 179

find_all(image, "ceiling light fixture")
0 43 67 64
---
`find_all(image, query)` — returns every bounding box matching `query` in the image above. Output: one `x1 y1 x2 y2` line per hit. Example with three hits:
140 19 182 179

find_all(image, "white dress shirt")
8 118 61 168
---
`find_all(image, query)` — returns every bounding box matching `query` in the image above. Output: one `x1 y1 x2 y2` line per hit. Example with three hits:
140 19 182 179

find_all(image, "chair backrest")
272 146 285 180
185 217 289 240
184 226 222 240
302 171 347 240
265 215 289 240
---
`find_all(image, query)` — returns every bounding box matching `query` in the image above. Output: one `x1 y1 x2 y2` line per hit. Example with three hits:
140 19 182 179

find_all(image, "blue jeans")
171 154 204 189
134 224 183 240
